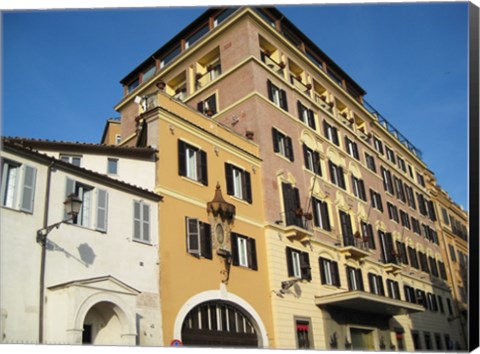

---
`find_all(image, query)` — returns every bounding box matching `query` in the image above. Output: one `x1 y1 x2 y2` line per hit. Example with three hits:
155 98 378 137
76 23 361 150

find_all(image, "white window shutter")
96 189 108 232
133 201 141 240
64 178 75 220
142 203 150 242
20 165 36 213
186 218 200 255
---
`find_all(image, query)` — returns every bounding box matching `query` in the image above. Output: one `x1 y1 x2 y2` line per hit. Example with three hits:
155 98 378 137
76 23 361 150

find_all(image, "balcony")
195 62 221 89
380 254 403 275
260 51 285 76
280 211 313 243
290 75 311 94
314 93 333 113
315 290 425 316
337 235 370 261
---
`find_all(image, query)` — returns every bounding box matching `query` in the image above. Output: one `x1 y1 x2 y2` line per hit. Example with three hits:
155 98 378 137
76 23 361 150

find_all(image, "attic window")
185 23 209 49
160 45 181 69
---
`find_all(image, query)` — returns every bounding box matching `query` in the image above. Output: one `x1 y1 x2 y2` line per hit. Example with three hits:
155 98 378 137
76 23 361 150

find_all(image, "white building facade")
0 138 163 346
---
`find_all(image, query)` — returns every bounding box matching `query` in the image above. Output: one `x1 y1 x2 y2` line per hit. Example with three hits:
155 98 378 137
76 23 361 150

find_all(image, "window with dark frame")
286 247 311 281
368 273 385 296
387 202 399 223
346 266 364 291
231 233 258 270
272 128 294 161
312 197 331 231
303 144 321 175
365 152 377 173
197 94 218 116
185 217 212 259
370 189 383 212
373 136 384 155
408 246 419 269
319 257 340 287
381 166 394 194
345 136 360 160
328 161 345 189
225 163 252 203
351 175 367 201
386 145 396 164
323 120 339 146
297 101 316 129
178 140 208 186
267 80 288 111
386 279 401 300
360 221 375 249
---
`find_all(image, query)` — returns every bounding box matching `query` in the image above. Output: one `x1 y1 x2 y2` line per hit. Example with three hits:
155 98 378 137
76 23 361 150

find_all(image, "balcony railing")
314 93 333 113
260 52 285 76
195 63 222 89
337 235 370 260
290 75 311 94
363 99 423 160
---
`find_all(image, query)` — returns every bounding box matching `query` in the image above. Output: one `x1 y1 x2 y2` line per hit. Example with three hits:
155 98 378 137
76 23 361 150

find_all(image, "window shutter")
353 142 359 159
332 128 339 145
65 178 76 220
328 161 335 183
133 201 141 240
286 136 294 161
321 201 331 231
286 247 294 277
368 273 375 294
427 200 437 221
209 95 217 114
312 198 319 227
198 150 208 186
338 166 345 189
346 266 354 290
186 218 200 255
332 261 340 287
197 100 205 113
280 89 288 111
302 144 309 168
319 258 326 284
385 232 395 263
272 128 280 153
200 222 212 259
313 151 321 175
142 203 150 242
359 180 366 201
297 100 303 121
300 252 311 281
267 80 274 102
243 170 252 203
323 120 328 138
178 140 187 177
231 232 239 266
387 280 394 298
247 237 258 270
308 109 316 130
96 189 108 232
225 163 234 196
357 269 364 291
20 165 36 213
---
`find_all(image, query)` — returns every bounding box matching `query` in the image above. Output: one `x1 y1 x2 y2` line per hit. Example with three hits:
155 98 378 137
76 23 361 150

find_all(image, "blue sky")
2 3 469 209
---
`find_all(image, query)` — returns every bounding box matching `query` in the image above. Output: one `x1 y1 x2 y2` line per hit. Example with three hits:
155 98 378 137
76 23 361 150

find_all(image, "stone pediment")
48 275 140 296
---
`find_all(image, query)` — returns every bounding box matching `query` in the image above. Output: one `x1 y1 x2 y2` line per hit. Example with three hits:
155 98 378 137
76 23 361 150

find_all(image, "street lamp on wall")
36 193 82 244
37 193 82 343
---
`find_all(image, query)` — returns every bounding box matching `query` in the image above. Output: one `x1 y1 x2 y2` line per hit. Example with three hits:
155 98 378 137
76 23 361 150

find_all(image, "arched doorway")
81 301 124 345
181 300 258 347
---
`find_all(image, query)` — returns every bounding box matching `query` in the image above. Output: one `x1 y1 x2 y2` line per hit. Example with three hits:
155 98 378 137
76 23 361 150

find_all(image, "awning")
315 290 425 316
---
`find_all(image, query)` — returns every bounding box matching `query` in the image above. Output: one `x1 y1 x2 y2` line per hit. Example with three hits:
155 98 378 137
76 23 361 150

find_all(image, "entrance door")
181 300 258 347
350 328 375 350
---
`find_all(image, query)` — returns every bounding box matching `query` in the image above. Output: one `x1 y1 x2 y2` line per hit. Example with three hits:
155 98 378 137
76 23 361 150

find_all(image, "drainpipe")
38 160 54 344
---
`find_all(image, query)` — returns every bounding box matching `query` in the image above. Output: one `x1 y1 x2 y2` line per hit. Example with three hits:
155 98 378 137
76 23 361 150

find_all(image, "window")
373 136 384 155
404 285 416 303
437 295 445 313
411 217 421 234
351 176 366 201
396 241 408 265
312 197 331 231
346 266 364 291
416 289 427 308
386 279 401 299
438 261 447 280
225 163 252 203
127 78 139 93
133 200 150 242
297 101 316 129
197 94 217 116
185 23 209 49
368 273 385 295
65 178 93 227
142 65 156 82
107 158 118 175
360 221 375 249
429 257 439 277
397 156 406 172
115 134 122 145
1 160 37 213
427 293 438 311
185 217 212 259
387 202 399 223
178 140 208 185
302 144 321 174
160 45 181 68
323 121 339 145
282 183 303 228
60 154 81 166
345 137 360 160
418 252 429 273
411 331 421 350
417 172 426 187
328 161 345 189
424 332 433 350
379 231 396 264
400 210 411 229
381 166 394 194
96 189 108 232
231 233 257 270
286 247 311 280
385 146 395 164
394 176 406 202
446 298 453 315
267 80 288 111
441 207 450 225
407 165 414 178
405 184 416 209
370 189 383 212
365 153 377 172
213 7 236 27
417 193 428 216
319 257 340 287
427 200 437 221
449 244 457 262
434 333 443 350
339 210 355 247
295 320 313 349
408 246 419 269
272 128 294 161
